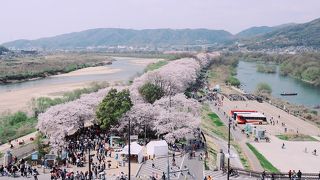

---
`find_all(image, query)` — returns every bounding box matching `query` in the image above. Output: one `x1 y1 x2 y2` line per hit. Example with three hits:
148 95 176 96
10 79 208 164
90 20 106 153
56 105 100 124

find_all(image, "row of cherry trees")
118 53 218 143
37 53 217 148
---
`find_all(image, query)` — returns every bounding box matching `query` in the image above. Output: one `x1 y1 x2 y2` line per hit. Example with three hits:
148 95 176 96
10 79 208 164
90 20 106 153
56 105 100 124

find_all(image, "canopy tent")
120 142 143 163
147 140 168 157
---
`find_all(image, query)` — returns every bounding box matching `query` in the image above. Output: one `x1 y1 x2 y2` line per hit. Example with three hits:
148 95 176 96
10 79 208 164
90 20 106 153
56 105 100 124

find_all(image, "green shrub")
0 112 37 143
96 89 133 129
226 76 240 87
139 83 165 104
255 82 272 95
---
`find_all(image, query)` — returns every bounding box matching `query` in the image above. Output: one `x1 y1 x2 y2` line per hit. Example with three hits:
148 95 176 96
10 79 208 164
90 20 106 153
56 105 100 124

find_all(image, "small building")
146 140 168 157
120 142 143 163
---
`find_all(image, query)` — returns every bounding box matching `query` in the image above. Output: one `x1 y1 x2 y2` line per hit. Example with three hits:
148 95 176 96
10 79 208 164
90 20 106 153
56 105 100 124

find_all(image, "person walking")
261 171 266 180
297 170 302 179
162 172 166 180
33 169 39 180
288 170 292 179
282 143 285 149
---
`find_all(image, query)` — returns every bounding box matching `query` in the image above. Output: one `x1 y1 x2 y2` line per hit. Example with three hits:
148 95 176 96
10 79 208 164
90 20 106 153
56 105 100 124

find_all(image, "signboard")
130 135 138 141
31 152 38 160
225 153 238 159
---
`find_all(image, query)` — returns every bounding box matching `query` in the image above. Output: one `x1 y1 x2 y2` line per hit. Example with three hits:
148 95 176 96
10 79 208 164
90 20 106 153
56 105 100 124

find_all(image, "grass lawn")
246 143 279 173
276 134 318 141
144 60 168 72
208 113 224 127
201 104 228 141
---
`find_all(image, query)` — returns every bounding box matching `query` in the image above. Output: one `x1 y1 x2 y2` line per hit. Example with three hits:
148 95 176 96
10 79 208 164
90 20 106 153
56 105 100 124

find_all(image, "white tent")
120 142 143 163
147 140 168 157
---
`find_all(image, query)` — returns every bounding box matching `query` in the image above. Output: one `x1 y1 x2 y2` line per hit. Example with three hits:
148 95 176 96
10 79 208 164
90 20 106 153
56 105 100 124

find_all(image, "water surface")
236 61 320 108
0 57 147 93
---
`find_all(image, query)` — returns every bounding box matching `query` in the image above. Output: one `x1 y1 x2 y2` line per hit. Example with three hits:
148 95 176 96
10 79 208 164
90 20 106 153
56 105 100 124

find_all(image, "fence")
231 167 320 179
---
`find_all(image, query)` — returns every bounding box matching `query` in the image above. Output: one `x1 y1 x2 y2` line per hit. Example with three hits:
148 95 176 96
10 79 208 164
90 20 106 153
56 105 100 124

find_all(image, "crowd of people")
0 158 39 179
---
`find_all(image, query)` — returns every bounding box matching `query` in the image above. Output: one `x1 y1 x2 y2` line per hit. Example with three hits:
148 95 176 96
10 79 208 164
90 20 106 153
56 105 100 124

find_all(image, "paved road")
209 103 264 171
203 131 243 169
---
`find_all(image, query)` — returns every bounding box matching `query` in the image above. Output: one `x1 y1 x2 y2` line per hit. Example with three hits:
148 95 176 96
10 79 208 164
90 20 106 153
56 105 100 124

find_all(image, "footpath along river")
236 61 320 108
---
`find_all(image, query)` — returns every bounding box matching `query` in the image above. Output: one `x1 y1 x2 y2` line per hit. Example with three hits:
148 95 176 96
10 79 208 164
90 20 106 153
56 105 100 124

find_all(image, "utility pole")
144 123 147 146
227 118 231 180
88 141 92 180
128 116 131 180
167 154 170 180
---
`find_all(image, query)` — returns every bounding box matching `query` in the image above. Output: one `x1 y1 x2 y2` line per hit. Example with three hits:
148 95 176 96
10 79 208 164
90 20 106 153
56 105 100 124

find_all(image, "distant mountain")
244 18 320 49
2 28 234 50
3 17 320 50
236 24 295 38
236 26 277 38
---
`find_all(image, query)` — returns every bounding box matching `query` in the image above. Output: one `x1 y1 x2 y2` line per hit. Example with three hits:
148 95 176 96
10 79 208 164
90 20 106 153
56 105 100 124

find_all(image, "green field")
201 105 228 141
276 134 318 141
246 143 279 173
144 60 168 72
208 113 224 127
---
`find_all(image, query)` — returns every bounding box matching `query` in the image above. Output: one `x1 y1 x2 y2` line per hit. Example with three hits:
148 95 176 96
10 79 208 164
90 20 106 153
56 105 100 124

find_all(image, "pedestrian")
297 170 302 179
282 143 285 149
33 169 39 180
152 161 155 168
313 149 317 155
162 172 166 180
292 170 297 179
288 170 292 179
261 171 266 180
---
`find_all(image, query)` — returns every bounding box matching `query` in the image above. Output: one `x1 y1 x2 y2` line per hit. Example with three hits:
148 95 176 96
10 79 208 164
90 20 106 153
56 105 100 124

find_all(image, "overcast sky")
1 0 320 43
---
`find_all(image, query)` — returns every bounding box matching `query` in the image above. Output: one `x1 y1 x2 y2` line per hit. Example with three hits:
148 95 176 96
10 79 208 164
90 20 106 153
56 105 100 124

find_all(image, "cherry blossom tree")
37 87 124 149
37 53 216 149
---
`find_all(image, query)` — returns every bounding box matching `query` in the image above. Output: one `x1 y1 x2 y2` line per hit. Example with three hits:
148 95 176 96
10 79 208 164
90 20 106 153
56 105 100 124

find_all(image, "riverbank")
207 55 320 126
0 57 159 114
0 52 114 85
238 52 320 86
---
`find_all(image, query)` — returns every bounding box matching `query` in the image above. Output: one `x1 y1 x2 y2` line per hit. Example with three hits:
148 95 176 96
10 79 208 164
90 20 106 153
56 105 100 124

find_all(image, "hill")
236 23 295 38
244 18 320 49
2 28 234 50
236 26 277 38
0 46 9 55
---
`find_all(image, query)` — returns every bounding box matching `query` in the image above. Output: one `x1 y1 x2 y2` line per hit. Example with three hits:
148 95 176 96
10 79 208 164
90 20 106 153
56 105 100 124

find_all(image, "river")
0 57 148 93
0 57 158 113
236 61 320 108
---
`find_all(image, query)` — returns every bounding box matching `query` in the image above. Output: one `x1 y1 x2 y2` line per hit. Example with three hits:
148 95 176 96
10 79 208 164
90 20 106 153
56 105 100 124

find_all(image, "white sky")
1 0 320 43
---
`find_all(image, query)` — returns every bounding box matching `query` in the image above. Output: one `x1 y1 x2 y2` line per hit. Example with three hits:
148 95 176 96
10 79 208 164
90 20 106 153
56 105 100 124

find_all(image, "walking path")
210 103 264 171
137 151 204 180
0 132 38 164
203 131 243 169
